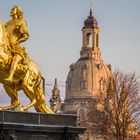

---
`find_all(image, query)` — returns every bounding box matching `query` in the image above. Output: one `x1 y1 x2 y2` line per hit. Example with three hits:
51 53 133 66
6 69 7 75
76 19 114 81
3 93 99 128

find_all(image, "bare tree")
104 70 140 140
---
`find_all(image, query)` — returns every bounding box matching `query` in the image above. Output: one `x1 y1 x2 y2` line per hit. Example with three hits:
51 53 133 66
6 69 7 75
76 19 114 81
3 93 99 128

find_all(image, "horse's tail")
34 74 54 114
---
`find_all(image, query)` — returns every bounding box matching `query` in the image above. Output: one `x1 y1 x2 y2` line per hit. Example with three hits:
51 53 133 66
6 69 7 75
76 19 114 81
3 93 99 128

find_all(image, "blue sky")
0 0 140 107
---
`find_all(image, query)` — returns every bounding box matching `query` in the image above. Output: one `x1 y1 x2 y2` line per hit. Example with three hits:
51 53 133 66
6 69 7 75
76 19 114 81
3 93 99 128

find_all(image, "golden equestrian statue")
0 5 54 113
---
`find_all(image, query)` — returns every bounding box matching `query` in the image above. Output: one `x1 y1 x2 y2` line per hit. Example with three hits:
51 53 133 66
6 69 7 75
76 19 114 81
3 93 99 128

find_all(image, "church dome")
65 8 112 102
65 48 112 101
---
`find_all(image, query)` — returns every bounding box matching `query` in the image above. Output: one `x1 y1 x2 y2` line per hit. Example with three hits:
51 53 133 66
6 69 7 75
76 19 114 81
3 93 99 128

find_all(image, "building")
62 6 112 140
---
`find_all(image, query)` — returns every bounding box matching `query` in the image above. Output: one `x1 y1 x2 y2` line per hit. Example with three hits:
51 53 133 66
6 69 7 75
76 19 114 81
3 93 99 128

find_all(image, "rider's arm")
15 33 29 45
15 20 29 45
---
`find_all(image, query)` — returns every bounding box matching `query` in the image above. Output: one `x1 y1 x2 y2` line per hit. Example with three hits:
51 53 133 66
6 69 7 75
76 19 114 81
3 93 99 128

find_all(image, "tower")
50 79 62 113
63 4 112 140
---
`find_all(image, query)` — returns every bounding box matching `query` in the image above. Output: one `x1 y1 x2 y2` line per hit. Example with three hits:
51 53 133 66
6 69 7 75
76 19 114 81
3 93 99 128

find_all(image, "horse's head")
0 21 5 44
0 21 11 68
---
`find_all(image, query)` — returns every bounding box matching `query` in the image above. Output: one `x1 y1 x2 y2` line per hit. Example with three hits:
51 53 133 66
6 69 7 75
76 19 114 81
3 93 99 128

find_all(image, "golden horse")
0 21 53 113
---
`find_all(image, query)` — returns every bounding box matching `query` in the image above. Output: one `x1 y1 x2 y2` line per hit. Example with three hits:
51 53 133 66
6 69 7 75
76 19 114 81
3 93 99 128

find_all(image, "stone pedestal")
0 111 85 140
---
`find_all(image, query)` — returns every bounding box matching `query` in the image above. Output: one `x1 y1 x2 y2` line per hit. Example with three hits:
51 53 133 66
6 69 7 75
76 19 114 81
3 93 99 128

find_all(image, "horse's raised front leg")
0 84 20 110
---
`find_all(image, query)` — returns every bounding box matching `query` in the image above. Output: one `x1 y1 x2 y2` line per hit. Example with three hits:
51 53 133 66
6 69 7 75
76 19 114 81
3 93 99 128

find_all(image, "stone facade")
62 8 112 140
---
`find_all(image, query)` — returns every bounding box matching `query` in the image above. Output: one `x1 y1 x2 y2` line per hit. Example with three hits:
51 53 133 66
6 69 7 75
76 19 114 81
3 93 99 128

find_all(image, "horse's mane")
0 21 5 31
0 21 9 46
0 20 4 25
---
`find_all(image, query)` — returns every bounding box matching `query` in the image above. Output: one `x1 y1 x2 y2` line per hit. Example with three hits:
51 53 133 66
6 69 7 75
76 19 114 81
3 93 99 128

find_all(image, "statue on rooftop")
0 5 54 113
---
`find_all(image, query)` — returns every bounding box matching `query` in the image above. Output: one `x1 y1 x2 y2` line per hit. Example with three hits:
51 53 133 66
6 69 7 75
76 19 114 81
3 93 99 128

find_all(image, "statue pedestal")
0 111 85 140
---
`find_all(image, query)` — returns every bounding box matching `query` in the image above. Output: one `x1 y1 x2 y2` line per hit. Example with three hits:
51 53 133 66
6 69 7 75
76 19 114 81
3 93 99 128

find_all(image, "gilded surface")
0 5 54 113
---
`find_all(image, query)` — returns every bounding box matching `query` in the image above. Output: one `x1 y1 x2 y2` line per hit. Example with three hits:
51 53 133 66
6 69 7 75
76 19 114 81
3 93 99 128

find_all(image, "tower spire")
89 0 93 16
54 78 58 89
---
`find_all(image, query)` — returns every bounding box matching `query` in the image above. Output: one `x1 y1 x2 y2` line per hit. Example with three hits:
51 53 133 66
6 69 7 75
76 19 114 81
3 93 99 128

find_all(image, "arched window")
86 33 92 48
96 34 99 47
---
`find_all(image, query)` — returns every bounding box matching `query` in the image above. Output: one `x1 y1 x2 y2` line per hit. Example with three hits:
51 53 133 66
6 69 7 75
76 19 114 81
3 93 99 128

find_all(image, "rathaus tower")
63 6 112 140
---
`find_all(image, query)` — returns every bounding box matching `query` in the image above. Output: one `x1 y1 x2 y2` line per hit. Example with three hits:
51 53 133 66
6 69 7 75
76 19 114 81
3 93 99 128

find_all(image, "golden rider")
5 5 29 83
